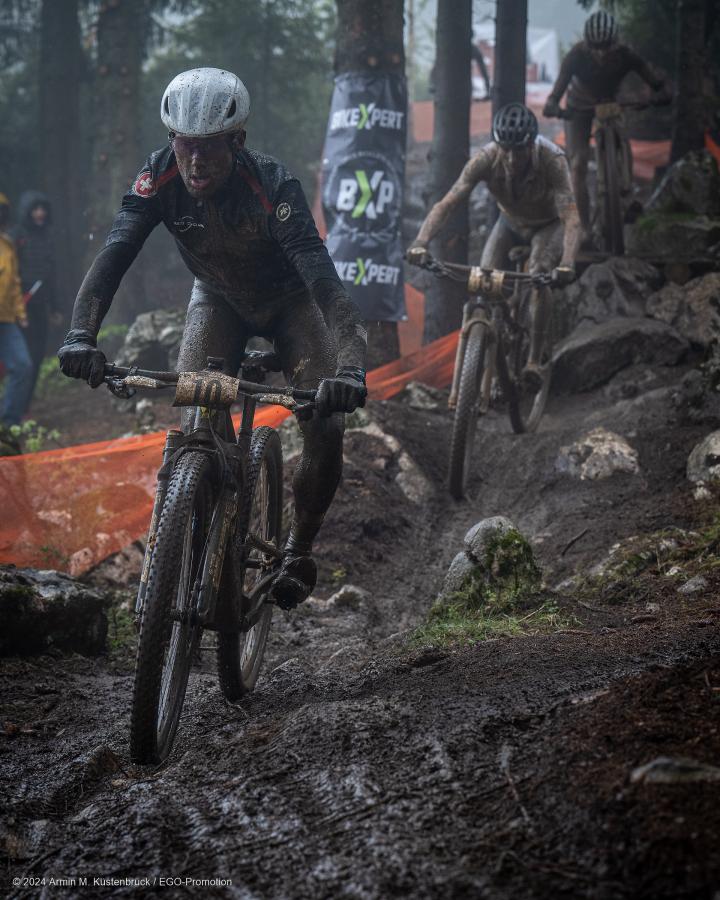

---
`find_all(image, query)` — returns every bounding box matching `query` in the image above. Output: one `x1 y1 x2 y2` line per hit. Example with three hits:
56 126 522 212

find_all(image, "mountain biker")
57 68 368 609
407 103 579 389
543 10 670 236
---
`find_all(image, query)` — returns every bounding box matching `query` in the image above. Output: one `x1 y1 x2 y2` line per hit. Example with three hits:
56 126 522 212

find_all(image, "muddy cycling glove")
57 329 107 389
316 366 367 417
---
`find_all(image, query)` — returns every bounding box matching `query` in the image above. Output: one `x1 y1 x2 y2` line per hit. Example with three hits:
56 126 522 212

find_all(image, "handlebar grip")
292 387 318 402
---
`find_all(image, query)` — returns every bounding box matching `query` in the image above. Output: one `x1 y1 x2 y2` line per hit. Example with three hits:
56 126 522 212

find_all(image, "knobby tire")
448 325 487 500
217 426 282 700
130 451 214 765
602 129 624 256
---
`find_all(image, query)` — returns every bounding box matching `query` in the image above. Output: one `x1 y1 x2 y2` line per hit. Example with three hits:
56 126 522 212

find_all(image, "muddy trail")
3 357 720 898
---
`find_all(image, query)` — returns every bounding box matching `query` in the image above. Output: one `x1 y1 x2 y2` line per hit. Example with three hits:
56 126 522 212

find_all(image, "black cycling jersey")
71 146 346 333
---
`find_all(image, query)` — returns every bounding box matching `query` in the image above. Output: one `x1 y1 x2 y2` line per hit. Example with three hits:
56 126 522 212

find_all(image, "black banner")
321 72 408 322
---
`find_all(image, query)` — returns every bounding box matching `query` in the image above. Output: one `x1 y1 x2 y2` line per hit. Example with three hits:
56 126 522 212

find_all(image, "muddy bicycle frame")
552 100 665 256
104 356 315 636
419 258 553 409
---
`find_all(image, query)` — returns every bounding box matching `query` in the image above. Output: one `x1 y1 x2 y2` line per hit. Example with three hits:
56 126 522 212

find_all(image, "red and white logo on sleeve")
131 169 156 198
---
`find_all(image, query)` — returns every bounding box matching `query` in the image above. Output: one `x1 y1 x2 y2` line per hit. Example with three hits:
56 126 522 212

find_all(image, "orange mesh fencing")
0 327 458 575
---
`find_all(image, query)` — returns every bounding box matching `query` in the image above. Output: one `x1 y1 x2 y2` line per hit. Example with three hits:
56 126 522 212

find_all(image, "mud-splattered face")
172 132 244 199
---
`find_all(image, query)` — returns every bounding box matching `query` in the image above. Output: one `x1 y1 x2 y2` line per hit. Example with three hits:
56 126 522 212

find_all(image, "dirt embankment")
3 353 720 899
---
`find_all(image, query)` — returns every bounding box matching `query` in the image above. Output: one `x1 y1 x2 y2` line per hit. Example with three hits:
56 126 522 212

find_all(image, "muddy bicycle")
102 353 316 764
409 253 555 500
549 100 668 256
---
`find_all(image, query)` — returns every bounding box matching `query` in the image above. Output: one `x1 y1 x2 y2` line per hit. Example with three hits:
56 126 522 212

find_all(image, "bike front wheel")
130 451 214 764
448 324 488 500
217 426 282 701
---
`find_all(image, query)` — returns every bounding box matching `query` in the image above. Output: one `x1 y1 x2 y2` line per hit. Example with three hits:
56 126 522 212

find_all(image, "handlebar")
103 363 317 408
406 252 557 292
547 98 671 120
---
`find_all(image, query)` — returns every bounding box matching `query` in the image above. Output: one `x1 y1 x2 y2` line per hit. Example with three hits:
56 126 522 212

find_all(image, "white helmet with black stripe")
161 68 250 137
584 11 619 48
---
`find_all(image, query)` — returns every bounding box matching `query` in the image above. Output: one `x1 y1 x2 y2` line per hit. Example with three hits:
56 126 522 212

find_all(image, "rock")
402 381 444 411
135 398 157 429
677 574 708 596
556 428 640 480
85 540 145 588
328 584 369 608
631 756 720 784
116 308 186 371
464 516 516 564
647 150 720 218
439 518 541 603
560 257 662 327
687 430 720 483
0 566 109 656
396 451 433 504
552 317 688 393
347 420 433 504
646 272 720 348
441 551 477 597
626 214 720 262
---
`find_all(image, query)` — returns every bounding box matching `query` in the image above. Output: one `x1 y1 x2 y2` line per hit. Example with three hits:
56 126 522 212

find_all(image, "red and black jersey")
106 146 337 303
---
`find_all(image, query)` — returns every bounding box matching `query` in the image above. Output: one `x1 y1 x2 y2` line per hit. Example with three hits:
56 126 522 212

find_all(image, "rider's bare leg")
272 292 343 601
480 215 518 269
524 221 563 385
565 113 593 237
175 280 248 431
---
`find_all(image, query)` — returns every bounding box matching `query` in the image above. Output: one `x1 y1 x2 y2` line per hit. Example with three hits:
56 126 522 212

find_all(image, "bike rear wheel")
130 452 214 764
506 292 553 435
217 427 282 700
448 324 488 500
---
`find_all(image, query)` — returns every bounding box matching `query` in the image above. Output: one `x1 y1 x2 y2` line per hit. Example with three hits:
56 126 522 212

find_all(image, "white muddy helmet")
161 68 250 136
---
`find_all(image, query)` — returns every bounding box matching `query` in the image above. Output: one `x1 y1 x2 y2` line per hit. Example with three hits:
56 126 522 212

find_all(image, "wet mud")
3 359 720 898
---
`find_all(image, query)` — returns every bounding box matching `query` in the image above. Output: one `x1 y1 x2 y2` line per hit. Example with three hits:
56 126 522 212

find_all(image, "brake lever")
105 377 136 400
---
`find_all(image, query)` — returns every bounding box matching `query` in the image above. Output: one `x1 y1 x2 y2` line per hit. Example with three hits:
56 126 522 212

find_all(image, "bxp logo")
336 170 394 220
331 103 404 132
335 258 401 287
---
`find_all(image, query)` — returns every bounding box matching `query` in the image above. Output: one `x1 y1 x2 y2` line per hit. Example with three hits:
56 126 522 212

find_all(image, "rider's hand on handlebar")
552 266 576 287
57 330 107 388
316 367 367 418
543 97 562 119
406 242 430 267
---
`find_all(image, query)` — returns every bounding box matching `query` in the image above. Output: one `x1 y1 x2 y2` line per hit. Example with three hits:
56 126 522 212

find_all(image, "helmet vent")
227 99 236 119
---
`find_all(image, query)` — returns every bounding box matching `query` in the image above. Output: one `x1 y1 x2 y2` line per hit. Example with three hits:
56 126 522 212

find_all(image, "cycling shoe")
271 553 317 610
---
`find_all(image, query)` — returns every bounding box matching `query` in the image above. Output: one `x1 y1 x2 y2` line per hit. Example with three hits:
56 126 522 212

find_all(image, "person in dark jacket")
11 190 60 400
58 68 367 608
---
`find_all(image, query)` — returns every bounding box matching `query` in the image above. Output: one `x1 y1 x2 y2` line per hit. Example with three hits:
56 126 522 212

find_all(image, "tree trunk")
334 0 404 368
492 0 528 115
671 0 708 162
87 0 145 323
39 0 83 323
422 0 471 344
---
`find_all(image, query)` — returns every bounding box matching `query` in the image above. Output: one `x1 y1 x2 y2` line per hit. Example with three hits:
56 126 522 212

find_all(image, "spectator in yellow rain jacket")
0 194 33 428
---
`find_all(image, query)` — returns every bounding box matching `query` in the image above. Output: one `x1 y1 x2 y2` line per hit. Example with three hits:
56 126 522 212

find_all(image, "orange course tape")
0 329 459 575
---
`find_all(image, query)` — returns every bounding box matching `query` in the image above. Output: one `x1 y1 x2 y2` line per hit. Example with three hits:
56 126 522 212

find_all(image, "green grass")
107 603 137 657
412 527 574 648
413 594 572 647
